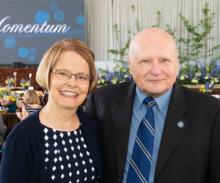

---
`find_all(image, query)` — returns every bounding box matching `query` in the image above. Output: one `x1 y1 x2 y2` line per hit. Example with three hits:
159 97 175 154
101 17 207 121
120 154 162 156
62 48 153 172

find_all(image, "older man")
85 28 220 183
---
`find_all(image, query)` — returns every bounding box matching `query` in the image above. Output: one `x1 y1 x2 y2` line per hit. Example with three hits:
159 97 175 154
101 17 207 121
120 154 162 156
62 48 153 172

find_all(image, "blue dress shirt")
122 87 172 183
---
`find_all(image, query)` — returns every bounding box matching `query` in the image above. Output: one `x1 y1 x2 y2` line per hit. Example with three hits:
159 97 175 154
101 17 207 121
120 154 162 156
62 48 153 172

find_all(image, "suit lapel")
111 82 136 178
155 84 190 178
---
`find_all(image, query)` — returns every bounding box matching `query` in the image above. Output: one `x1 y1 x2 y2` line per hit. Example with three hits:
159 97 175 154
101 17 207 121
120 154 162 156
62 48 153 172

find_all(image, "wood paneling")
0 67 42 90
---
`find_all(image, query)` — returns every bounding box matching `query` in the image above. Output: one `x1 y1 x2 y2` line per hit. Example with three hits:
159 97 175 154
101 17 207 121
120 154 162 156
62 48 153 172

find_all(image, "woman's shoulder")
7 111 41 141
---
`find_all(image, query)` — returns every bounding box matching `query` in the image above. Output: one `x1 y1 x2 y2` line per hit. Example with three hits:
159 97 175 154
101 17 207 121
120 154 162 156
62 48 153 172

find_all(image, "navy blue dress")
42 124 99 182
0 109 103 183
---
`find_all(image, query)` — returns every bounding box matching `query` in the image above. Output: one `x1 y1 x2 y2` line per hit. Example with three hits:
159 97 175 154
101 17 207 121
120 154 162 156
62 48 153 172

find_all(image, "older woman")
0 39 102 183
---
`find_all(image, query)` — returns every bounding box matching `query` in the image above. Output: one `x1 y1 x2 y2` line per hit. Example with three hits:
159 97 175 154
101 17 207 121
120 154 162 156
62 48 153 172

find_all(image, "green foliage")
152 11 162 28
99 2 220 91
178 2 220 64
108 2 220 63
152 11 177 37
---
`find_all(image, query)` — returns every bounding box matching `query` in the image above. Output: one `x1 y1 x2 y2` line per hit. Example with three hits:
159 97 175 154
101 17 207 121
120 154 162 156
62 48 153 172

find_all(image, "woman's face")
48 50 90 111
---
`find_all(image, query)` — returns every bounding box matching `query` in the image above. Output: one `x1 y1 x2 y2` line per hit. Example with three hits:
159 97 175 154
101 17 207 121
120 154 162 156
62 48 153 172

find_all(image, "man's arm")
209 108 220 183
85 93 98 120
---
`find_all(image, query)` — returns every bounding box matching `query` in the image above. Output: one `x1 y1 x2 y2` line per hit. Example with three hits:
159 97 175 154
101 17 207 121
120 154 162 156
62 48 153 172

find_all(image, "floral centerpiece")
178 59 220 93
5 77 15 88
0 87 11 97
20 78 30 89
98 61 131 86
97 59 220 93
0 87 17 112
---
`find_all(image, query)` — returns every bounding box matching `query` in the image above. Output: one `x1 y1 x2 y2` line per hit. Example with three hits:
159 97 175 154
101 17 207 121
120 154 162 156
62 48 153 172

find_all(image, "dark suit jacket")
85 81 220 183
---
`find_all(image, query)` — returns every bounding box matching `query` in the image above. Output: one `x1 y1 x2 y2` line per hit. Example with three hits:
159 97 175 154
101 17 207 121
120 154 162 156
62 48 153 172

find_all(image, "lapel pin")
177 121 184 128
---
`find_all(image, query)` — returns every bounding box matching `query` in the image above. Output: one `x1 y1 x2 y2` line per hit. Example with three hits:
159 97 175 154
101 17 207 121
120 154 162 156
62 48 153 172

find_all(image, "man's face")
129 38 179 97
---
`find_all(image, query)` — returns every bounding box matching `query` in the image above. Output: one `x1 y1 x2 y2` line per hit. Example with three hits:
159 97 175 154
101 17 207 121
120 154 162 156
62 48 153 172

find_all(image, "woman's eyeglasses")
52 69 90 84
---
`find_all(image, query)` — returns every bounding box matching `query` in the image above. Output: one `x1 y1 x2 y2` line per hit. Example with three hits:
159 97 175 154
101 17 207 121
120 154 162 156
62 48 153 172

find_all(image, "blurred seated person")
16 87 41 120
39 90 48 106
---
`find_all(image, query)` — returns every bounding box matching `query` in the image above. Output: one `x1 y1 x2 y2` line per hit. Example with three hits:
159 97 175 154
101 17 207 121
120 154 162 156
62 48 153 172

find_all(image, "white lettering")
23 24 32 33
10 24 23 33
2 24 10 32
0 16 71 34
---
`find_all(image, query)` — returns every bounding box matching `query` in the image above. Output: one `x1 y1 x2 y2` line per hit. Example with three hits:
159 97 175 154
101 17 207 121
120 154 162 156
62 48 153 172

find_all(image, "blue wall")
0 0 85 65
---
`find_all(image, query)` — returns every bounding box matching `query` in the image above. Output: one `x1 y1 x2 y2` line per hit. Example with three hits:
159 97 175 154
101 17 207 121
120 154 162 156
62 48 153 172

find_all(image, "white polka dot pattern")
43 126 98 182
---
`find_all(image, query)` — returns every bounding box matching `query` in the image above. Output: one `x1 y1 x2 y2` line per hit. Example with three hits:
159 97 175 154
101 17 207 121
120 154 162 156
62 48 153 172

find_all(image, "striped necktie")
127 97 156 183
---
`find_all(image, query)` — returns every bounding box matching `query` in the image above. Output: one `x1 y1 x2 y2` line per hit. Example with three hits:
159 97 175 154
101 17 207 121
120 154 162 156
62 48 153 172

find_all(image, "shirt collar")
135 87 172 113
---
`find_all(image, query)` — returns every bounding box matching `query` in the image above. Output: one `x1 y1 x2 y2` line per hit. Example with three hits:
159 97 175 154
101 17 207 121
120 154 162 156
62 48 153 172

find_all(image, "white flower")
191 79 198 84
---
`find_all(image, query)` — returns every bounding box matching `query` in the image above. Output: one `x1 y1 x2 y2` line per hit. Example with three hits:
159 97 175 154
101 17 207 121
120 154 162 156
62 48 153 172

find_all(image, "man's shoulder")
95 81 134 96
180 85 220 106
77 109 97 123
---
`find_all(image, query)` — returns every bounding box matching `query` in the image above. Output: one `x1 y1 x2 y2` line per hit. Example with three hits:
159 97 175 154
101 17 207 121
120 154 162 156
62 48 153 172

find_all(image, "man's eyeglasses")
52 69 90 84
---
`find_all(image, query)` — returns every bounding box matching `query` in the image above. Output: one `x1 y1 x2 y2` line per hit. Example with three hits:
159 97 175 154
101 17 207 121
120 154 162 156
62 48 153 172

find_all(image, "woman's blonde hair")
36 39 97 94
23 89 40 105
